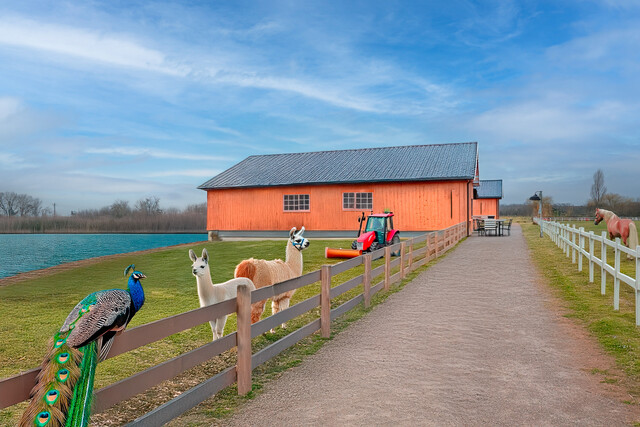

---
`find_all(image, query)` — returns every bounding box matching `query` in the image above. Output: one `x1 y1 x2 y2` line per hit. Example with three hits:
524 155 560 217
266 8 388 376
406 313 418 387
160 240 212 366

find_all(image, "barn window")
343 192 372 210
283 194 310 211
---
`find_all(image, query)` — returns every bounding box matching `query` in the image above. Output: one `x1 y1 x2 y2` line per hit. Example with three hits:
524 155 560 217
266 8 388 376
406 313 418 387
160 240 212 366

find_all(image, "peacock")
19 264 147 427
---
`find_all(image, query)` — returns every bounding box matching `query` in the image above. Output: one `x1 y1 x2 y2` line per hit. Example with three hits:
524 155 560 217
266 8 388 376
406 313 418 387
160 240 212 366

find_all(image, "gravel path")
226 224 640 426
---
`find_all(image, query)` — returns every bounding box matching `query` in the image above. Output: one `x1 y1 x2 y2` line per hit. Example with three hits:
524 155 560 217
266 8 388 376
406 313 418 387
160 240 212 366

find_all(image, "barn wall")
472 198 499 218
206 180 472 232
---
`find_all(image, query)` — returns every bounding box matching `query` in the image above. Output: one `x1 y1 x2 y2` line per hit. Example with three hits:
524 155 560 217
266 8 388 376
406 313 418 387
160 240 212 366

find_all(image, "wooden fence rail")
0 222 467 426
535 219 640 325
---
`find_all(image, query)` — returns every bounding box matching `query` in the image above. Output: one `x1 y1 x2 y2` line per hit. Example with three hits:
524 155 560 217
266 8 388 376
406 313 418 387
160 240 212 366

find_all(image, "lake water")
0 233 207 279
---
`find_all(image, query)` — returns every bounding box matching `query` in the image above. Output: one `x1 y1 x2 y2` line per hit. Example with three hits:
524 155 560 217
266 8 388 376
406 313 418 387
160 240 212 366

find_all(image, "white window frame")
283 194 310 212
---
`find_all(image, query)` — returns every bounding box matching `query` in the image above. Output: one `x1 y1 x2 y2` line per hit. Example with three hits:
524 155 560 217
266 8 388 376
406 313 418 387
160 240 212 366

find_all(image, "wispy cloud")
85 147 232 162
0 17 189 76
144 169 223 178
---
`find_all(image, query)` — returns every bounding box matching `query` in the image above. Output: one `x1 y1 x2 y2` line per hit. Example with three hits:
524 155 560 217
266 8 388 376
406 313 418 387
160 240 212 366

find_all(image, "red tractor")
351 212 400 255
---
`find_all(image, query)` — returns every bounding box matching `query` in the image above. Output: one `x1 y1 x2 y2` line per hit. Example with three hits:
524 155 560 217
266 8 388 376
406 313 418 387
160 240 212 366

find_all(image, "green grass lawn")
522 220 640 399
0 237 426 425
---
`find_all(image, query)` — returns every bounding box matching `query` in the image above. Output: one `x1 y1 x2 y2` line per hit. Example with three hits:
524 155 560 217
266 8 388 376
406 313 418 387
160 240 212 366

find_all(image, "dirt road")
226 224 640 426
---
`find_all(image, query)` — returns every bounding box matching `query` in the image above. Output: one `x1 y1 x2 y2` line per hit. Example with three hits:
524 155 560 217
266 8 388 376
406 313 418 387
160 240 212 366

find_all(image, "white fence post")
614 238 620 311
578 227 584 272
572 225 577 264
589 231 594 283
636 245 640 326
601 231 607 295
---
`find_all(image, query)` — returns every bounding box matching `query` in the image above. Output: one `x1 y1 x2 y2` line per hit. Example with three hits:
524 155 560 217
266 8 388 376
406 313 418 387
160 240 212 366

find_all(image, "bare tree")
135 196 162 215
590 169 607 206
110 200 131 218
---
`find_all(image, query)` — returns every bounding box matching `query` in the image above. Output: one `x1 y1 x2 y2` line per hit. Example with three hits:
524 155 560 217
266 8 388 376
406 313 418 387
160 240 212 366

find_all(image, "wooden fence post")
400 242 406 279
435 233 440 258
236 283 252 396
408 243 413 271
384 247 391 291
363 253 372 308
589 232 594 283
578 227 584 272
321 265 331 338
601 231 607 295
614 238 620 311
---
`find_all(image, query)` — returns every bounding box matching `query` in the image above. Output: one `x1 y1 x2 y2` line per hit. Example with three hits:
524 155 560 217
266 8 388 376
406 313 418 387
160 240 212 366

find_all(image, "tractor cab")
364 214 394 244
352 212 400 253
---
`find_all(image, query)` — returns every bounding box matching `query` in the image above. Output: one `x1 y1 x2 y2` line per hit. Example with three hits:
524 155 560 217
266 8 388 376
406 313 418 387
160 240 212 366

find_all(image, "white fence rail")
534 219 640 325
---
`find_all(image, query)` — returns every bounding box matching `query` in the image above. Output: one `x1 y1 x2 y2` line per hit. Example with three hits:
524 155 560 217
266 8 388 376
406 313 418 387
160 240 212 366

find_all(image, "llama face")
189 248 210 277
289 226 310 251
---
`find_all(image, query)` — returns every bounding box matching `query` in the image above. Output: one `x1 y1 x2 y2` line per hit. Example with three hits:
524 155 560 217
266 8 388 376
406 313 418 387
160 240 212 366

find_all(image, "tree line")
0 193 206 233
501 169 640 218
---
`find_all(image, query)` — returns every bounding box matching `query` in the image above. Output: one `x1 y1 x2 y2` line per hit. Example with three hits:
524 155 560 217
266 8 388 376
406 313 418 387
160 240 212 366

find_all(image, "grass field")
0 236 431 425
522 219 640 400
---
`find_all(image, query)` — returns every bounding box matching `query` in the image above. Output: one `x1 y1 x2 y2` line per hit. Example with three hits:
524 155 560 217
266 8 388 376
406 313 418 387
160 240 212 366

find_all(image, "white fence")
535 219 640 325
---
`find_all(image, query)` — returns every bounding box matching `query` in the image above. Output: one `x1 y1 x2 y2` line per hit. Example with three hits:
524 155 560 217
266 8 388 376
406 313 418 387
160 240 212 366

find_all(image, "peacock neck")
127 276 145 313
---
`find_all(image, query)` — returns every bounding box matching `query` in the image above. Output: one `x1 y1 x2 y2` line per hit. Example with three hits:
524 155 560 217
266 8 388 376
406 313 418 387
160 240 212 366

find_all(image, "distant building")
473 179 503 218
198 142 481 239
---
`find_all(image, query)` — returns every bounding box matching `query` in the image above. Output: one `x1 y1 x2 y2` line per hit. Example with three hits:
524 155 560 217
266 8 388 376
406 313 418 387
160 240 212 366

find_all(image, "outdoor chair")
474 218 485 235
503 218 513 236
483 219 497 236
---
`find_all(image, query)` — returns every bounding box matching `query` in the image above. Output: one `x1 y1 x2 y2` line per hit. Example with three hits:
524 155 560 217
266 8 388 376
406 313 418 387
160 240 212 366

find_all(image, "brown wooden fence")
0 222 467 426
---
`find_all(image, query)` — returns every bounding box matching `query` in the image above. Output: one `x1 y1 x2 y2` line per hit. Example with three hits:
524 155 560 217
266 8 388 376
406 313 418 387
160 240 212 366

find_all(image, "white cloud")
85 147 232 162
0 17 189 76
144 169 222 178
0 97 23 121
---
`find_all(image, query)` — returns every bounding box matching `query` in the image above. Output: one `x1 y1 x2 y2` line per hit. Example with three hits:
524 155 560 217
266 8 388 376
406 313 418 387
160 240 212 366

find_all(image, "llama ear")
189 249 197 262
299 226 305 235
289 227 296 238
202 248 209 263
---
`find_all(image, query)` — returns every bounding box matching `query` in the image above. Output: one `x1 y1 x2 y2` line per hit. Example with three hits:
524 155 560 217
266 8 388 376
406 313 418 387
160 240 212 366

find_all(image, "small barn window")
283 194 310 211
343 192 372 210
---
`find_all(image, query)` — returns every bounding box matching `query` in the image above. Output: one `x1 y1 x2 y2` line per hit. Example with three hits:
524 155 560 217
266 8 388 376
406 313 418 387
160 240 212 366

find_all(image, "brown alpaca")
235 227 310 329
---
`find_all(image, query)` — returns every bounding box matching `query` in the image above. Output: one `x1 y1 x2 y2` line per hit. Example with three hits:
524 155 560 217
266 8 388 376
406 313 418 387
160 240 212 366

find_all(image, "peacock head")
124 264 146 281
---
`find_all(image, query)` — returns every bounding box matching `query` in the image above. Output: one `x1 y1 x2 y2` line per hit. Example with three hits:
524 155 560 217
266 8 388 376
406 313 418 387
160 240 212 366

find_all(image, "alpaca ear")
289 227 296 238
299 226 305 235
202 248 209 263
189 249 197 262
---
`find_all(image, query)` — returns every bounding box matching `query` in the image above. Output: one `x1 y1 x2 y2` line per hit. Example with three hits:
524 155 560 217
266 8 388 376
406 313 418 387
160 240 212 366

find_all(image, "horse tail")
629 221 639 253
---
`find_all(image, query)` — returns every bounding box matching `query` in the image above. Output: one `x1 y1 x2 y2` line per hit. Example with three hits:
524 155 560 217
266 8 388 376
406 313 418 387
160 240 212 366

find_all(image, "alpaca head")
189 248 210 278
289 226 310 251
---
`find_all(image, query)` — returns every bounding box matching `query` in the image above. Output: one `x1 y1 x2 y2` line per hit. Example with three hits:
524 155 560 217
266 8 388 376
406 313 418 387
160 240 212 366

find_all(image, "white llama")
189 248 256 340
234 227 310 331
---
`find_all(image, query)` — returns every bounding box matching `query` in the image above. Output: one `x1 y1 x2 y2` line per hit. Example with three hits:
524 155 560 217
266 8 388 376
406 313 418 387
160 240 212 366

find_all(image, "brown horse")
595 208 639 259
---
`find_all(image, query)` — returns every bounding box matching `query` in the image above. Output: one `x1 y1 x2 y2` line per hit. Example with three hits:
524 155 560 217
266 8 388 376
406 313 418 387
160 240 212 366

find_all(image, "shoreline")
0 240 207 287
0 230 206 235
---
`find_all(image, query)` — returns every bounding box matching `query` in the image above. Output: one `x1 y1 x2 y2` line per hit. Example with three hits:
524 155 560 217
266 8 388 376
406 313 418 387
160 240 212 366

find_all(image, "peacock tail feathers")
65 342 97 427
19 332 82 427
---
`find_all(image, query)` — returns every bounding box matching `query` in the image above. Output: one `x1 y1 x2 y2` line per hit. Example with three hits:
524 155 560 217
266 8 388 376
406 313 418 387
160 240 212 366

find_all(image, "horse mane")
597 208 615 219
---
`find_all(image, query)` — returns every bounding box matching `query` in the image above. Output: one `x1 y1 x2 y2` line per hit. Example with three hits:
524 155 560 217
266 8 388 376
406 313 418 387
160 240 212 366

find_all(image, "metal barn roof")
198 142 479 190
474 180 503 199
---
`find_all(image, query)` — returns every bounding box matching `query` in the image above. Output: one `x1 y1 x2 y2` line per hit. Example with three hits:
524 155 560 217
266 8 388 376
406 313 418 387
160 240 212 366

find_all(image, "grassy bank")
0 236 438 425
522 220 640 399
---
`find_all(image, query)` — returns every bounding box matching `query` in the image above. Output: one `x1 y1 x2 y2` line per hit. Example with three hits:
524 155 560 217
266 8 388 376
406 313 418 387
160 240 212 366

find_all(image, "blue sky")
1 1 639 214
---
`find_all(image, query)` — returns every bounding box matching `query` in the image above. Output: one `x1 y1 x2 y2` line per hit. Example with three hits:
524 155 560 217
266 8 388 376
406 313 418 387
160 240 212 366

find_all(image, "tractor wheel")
351 240 358 250
390 234 401 256
369 240 380 253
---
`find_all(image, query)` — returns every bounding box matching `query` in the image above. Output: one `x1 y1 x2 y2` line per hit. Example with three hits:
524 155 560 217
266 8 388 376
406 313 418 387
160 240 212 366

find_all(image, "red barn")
472 180 503 218
198 142 480 239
